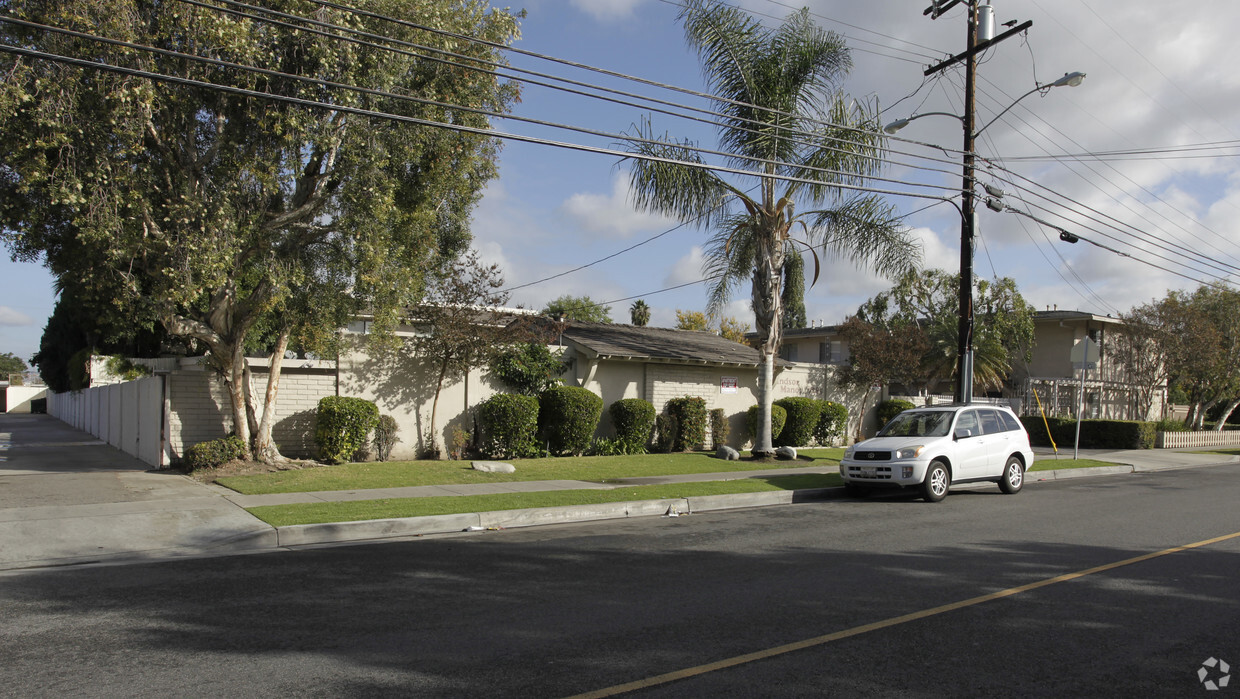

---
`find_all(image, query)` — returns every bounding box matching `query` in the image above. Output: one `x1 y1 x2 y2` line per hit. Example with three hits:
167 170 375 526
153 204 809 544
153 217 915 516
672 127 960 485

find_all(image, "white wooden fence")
47 376 167 467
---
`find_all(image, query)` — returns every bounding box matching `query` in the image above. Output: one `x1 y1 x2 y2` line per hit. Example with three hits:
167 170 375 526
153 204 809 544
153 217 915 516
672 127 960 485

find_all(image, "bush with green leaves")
477 393 540 459
653 413 679 453
315 396 380 464
773 397 823 447
610 398 655 454
814 400 848 446
373 414 400 462
709 408 730 449
488 342 567 396
1153 417 1187 433
665 396 708 451
183 434 247 472
746 404 787 444
876 399 916 429
538 385 604 456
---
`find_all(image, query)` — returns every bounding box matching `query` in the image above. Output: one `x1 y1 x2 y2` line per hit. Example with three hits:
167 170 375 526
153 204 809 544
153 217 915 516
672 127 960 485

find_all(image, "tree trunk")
750 233 784 458
1214 397 1240 431
427 353 451 459
223 339 253 458
252 327 291 462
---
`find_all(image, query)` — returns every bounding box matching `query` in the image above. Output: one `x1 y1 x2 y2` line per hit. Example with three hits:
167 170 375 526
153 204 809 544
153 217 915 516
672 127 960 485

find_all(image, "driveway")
0 413 275 570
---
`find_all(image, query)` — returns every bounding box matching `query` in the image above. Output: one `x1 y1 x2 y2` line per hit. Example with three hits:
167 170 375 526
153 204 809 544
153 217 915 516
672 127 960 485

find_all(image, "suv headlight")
895 446 925 459
843 445 855 459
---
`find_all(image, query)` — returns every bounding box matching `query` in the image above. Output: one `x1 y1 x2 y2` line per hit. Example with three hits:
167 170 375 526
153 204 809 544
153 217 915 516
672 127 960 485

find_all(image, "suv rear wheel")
998 455 1024 494
922 461 950 502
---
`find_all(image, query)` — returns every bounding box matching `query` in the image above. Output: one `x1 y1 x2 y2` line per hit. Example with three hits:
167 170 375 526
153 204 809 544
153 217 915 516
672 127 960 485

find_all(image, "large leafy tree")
541 294 612 323
0 0 520 461
837 315 929 439
625 0 918 455
856 269 1034 396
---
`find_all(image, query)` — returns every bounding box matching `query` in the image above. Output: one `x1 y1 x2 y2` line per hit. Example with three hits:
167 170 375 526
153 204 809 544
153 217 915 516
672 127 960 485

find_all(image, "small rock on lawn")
473 461 516 473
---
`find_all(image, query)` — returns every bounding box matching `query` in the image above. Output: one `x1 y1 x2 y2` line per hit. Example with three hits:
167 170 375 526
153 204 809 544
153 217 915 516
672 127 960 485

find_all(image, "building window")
780 344 797 362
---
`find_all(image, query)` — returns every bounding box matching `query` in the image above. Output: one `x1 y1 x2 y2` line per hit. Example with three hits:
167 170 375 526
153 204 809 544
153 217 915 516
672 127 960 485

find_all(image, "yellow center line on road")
568 530 1240 699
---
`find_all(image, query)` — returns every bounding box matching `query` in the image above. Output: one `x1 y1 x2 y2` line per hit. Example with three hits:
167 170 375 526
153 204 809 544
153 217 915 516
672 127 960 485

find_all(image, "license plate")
861 467 876 477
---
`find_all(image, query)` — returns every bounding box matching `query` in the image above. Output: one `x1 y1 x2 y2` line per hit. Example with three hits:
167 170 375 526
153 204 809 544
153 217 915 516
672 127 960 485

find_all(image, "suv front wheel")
922 461 950 502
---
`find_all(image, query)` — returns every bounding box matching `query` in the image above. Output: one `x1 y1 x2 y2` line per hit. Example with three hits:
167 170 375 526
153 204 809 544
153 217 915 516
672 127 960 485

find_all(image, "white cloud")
664 245 706 287
559 173 677 239
0 307 33 327
569 0 647 21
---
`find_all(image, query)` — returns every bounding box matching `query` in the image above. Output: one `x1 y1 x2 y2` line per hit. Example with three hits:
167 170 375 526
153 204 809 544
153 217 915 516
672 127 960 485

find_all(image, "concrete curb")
274 490 844 546
1031 464 1135 480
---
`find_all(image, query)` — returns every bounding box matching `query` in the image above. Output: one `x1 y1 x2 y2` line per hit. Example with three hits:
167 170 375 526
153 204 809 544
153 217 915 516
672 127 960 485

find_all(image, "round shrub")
183 434 247 472
654 413 679 453
876 399 916 429
709 408 730 449
610 398 655 454
773 397 823 447
539 385 604 456
746 404 787 444
665 396 708 451
477 393 540 459
315 396 380 464
814 400 848 446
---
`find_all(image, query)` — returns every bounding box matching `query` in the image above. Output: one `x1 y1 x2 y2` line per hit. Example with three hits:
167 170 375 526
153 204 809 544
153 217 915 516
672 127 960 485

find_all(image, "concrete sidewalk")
2 412 1236 571
0 414 275 571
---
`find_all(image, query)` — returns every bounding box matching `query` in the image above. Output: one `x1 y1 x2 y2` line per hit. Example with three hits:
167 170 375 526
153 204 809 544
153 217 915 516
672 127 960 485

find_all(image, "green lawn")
246 473 842 527
218 449 847 495
1029 457 1121 471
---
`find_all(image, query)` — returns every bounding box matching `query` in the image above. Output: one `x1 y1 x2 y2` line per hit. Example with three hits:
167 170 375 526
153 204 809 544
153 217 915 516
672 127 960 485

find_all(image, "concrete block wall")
166 365 336 460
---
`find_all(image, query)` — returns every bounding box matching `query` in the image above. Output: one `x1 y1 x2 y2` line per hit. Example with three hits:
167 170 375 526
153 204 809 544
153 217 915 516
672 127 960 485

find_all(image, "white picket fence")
1156 430 1240 449
47 376 167 467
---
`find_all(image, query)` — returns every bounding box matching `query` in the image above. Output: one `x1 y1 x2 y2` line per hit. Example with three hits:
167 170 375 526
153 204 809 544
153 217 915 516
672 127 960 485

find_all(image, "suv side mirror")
954 427 974 440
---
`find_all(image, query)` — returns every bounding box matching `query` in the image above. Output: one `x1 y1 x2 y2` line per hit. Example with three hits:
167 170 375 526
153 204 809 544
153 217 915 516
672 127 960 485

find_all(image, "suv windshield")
877 410 954 438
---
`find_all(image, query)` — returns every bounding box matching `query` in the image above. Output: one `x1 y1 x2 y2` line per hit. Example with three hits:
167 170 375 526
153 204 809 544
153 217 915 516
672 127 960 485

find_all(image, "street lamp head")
883 117 910 134
1049 71 1086 88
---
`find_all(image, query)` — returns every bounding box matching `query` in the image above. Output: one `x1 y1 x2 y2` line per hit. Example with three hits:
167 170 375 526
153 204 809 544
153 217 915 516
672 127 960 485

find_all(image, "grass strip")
246 473 841 527
1029 458 1126 471
219 449 846 495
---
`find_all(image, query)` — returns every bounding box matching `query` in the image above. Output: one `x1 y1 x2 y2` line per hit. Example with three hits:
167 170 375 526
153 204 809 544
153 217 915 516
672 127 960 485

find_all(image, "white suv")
839 404 1034 502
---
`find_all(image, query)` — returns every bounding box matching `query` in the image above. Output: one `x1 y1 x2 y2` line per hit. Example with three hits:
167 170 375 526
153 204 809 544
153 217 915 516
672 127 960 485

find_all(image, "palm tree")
630 299 651 326
625 0 919 456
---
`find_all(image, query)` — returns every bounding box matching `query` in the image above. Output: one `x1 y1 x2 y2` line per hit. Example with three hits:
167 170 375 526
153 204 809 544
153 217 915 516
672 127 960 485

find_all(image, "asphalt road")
2 465 1237 698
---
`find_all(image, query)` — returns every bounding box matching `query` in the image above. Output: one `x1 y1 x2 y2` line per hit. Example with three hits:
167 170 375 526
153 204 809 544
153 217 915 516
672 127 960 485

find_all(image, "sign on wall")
720 376 738 394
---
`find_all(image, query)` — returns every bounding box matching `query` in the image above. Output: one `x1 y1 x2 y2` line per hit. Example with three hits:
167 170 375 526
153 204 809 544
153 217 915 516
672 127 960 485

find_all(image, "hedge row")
1020 416 1156 450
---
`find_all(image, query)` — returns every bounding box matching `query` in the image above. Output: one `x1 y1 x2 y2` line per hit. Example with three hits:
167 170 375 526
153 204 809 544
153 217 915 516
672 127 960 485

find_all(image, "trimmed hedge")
539 385 604 456
315 396 380 464
815 400 848 446
1019 416 1156 450
610 398 655 454
773 397 823 447
709 408 730 450
746 404 787 443
665 396 708 452
876 399 916 429
478 393 540 459
183 434 248 472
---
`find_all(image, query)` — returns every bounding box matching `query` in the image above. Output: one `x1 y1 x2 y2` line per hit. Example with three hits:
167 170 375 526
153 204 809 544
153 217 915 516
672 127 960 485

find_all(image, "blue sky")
4 0 1240 364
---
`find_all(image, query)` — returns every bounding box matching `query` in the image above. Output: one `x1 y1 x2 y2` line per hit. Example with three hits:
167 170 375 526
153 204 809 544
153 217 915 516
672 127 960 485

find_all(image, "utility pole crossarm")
924 19 1032 76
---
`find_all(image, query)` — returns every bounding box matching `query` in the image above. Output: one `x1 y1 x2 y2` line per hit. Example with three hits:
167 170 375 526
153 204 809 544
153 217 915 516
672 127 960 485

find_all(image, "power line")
174 0 978 184
0 16 962 201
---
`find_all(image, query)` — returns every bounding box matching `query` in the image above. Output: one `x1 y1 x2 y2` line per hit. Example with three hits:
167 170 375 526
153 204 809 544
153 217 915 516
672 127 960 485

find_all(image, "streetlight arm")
975 72 1086 136
883 111 964 134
